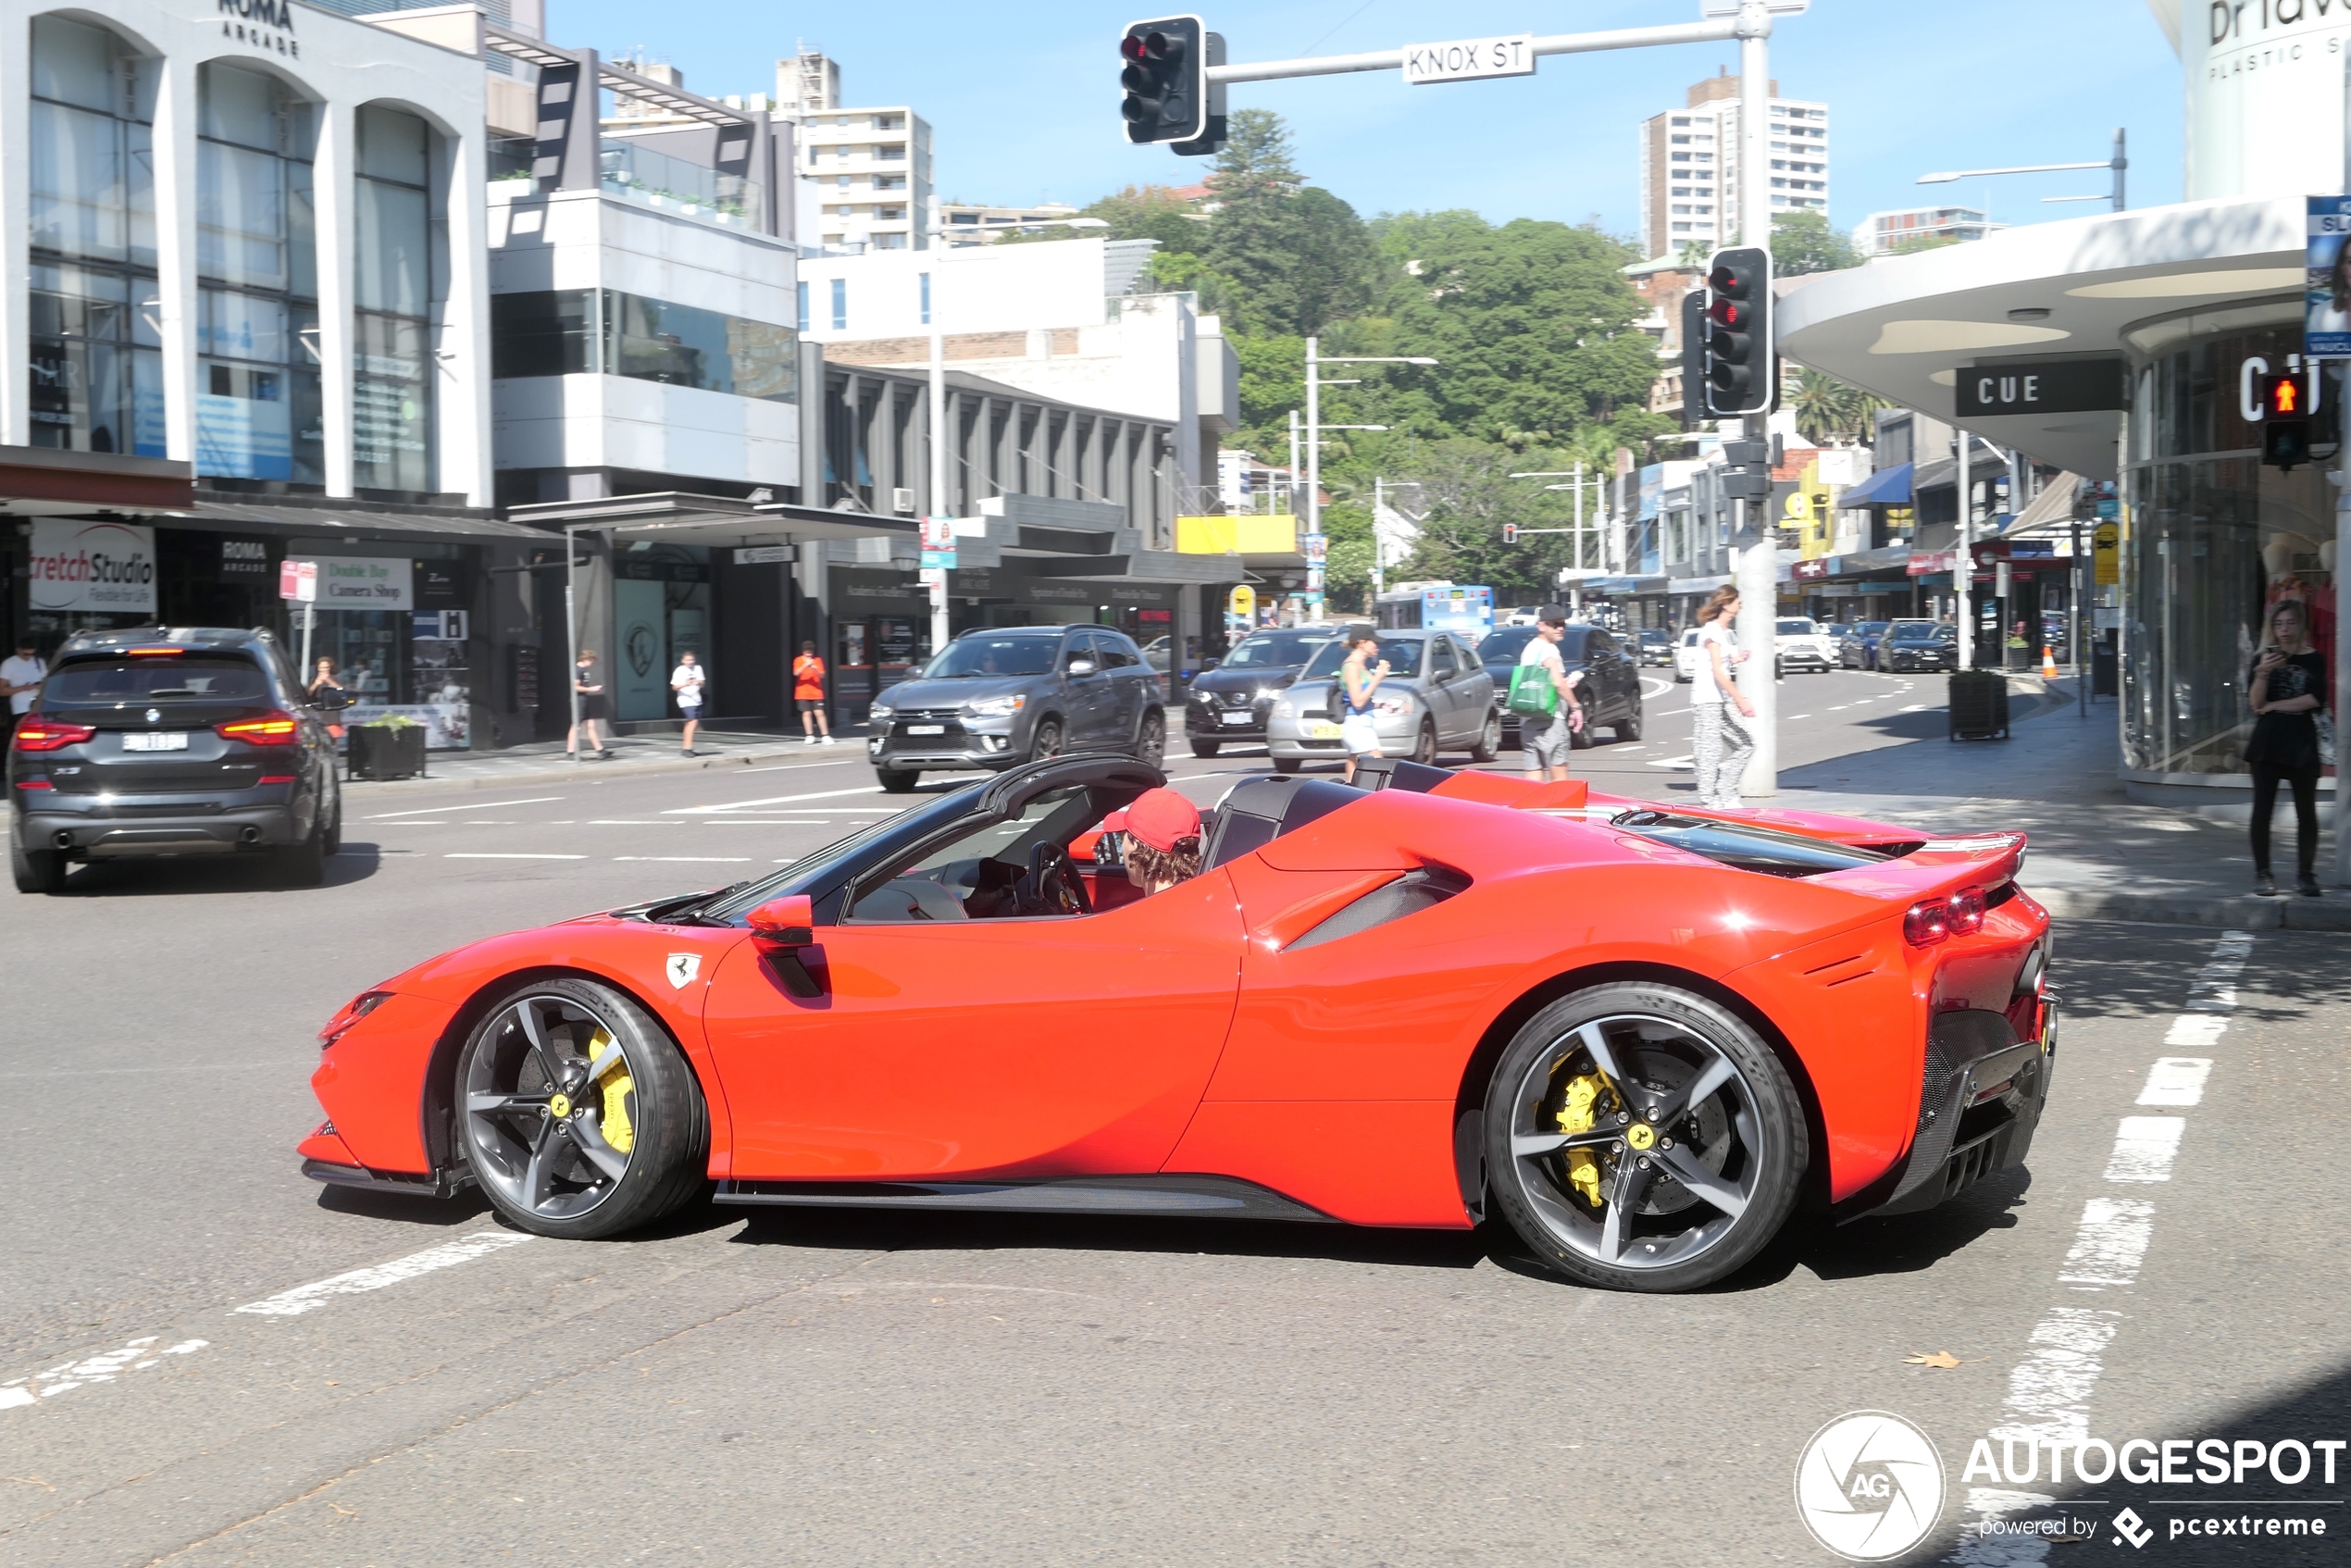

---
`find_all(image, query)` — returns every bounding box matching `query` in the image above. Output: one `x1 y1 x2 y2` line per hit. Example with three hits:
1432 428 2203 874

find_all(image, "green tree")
1079 183 1207 251
1790 367 1885 446
1323 536 1376 613
1770 210 1862 276
1889 232 1959 256
1201 110 1373 336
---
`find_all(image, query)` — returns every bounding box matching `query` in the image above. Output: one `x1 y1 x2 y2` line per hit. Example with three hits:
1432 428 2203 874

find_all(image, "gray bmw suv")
865 626 1165 791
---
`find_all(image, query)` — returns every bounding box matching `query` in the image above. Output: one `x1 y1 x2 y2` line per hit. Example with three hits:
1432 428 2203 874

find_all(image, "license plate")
1308 722 1344 740
904 724 945 735
122 731 189 752
1220 711 1254 726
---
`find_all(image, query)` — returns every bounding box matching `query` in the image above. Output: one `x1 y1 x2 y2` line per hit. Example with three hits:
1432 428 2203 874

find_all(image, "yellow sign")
1227 585 1256 621
2094 522 2120 586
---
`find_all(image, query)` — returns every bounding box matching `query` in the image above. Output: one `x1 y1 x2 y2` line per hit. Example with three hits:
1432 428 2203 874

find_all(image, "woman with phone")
2246 599 2328 897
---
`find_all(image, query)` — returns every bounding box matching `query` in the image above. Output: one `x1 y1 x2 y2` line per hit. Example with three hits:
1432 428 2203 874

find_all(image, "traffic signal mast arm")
1200 15 1747 85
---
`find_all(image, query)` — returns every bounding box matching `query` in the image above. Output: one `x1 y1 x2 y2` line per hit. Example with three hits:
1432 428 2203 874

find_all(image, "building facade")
1637 69 1829 258
937 201 1081 247
794 101 931 253
1852 205 2004 258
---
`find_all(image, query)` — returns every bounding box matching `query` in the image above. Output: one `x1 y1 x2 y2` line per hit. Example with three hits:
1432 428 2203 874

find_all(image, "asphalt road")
3 669 2345 1566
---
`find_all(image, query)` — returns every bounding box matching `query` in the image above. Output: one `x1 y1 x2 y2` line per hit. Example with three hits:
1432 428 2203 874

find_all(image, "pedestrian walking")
671 649 707 756
1514 604 1587 783
569 649 612 759
1337 626 1389 785
793 641 834 744
1689 586 1757 809
2246 599 2328 897
2 637 48 717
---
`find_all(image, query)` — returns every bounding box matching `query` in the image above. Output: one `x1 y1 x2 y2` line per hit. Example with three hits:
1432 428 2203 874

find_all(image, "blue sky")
559 0 2183 244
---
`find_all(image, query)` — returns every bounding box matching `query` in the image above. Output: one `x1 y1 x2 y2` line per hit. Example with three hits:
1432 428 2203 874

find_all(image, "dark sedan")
1477 624 1643 748
1881 619 1959 673
1182 627 1336 757
1634 627 1676 667
1836 620 1893 669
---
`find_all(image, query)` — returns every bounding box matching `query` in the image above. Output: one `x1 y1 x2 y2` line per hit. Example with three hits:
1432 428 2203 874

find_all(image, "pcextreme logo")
1793 1411 1947 1562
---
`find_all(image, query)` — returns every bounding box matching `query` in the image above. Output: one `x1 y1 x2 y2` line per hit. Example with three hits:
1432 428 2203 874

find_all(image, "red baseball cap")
1103 788 1201 853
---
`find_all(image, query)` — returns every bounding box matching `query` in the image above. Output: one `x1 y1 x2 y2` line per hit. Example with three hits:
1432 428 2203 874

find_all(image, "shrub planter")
1947 669 2010 741
349 722 428 779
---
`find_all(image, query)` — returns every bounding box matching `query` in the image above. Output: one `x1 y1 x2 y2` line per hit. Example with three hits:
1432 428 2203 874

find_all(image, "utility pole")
1955 430 1972 669
1730 0 1778 798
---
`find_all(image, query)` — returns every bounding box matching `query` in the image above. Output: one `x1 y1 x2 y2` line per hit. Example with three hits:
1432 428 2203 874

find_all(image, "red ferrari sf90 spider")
303 753 2055 1293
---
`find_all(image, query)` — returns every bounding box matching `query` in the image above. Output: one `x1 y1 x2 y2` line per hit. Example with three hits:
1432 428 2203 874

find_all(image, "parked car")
1634 627 1676 667
1266 630 1498 772
1881 619 1959 673
8 626 342 893
1775 616 1837 674
1837 620 1894 670
1138 635 1172 675
1182 626 1337 757
1476 624 1644 749
865 626 1163 791
1673 627 1705 684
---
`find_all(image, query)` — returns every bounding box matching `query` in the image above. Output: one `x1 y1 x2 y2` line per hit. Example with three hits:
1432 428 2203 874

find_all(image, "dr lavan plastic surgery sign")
1955 358 2128 419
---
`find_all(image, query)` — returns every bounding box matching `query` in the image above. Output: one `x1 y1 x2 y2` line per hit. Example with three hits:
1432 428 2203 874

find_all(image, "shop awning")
1836 462 1911 508
506 492 918 548
1995 472 2085 535
168 499 553 542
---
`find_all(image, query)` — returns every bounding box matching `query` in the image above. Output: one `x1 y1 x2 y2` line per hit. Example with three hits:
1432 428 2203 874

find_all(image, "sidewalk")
1770 677 2349 933
342 726 864 794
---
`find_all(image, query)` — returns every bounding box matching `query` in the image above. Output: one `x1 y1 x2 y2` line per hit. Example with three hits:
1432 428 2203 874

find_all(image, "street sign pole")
1731 0 1778 799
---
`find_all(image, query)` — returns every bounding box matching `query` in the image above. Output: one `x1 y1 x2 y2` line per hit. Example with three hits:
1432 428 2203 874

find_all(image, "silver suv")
865 626 1164 792
1263 629 1499 773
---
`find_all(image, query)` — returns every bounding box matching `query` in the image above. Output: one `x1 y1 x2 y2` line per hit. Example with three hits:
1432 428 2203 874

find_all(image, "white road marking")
1899 703 1933 713
233 1231 534 1318
1646 755 1695 770
445 853 588 860
2162 1014 2228 1048
2055 1196 2158 1289
1 1337 207 1412
666 786 885 815
367 796 561 820
1986 1307 2123 1448
587 820 681 825
613 856 754 863
2138 1056 2214 1106
377 820 447 826
2102 1117 2186 1183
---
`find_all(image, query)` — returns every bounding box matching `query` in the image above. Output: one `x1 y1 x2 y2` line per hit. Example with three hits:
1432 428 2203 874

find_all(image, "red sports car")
302 754 2056 1293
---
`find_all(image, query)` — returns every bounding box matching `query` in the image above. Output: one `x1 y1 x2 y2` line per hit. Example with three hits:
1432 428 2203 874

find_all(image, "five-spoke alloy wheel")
458 977 708 1239
1485 983 1806 1292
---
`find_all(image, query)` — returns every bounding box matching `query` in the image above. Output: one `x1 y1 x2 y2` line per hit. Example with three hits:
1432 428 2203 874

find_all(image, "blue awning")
1837 462 1912 508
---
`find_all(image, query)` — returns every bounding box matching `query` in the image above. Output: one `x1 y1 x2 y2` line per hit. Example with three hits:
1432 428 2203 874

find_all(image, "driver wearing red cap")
1103 787 1203 895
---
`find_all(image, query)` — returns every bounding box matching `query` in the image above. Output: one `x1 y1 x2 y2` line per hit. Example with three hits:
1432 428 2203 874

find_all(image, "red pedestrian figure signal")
2262 373 2301 418
2258 371 2312 469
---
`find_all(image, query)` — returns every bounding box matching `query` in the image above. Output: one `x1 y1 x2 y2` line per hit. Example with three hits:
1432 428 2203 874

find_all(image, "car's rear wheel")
875 766 919 793
1470 709 1502 764
1615 692 1643 743
278 819 326 888
11 837 67 895
1132 707 1165 769
1189 738 1221 759
1485 982 1807 1293
458 977 708 1240
321 779 342 855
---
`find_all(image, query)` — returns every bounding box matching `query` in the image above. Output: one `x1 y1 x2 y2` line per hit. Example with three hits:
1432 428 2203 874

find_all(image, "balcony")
599 139 764 231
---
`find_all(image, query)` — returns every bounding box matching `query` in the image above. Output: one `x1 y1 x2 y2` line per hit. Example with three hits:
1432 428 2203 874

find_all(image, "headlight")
1372 696 1412 717
1273 700 1295 719
965 694 1026 717
868 703 894 721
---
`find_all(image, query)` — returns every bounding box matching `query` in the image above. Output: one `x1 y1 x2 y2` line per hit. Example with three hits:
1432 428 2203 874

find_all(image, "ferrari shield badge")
665 952 701 989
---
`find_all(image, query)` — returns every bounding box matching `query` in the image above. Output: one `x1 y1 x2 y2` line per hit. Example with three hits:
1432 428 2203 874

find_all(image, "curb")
342 741 856 794
2033 886 2351 933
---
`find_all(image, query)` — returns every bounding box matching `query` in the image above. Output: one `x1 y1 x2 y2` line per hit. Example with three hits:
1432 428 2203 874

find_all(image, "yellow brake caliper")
586 1029 635 1155
1558 1073 1611 1209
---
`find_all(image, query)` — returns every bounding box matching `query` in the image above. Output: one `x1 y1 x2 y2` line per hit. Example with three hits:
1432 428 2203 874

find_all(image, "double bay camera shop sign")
1955 358 2126 418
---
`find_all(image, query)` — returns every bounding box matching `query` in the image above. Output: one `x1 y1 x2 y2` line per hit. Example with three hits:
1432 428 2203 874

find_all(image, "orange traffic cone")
2041 644 2059 678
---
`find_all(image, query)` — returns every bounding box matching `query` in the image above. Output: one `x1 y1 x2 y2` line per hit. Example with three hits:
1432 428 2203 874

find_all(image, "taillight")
1947 886 1986 936
12 715 95 753
217 711 299 746
1903 901 1951 947
319 989 392 1046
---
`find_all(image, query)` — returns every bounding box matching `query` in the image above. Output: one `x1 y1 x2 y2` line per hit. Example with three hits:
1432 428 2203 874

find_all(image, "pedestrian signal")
2258 370 2311 470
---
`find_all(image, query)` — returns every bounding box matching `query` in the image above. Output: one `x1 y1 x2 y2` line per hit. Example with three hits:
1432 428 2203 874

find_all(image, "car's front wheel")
1411 719 1438 766
1189 738 1221 759
11 835 66 895
458 977 709 1240
1485 982 1807 1293
875 766 919 793
1028 718 1064 764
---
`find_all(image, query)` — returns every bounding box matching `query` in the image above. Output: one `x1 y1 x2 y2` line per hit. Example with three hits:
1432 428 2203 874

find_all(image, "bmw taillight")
12 715 95 753
318 989 392 1046
217 710 299 746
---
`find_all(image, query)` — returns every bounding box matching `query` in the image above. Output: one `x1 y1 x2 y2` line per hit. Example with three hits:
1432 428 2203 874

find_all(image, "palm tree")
1791 368 1885 446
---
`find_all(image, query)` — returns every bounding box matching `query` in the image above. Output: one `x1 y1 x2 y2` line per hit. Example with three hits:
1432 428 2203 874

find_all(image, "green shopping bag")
1506 664 1558 718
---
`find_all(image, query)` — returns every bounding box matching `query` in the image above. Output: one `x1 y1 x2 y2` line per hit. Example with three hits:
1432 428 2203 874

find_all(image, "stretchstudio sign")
1954 358 2126 419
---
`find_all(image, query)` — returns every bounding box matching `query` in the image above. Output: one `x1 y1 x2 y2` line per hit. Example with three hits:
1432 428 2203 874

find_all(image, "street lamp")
1917 129 2127 212
1301 339 1437 539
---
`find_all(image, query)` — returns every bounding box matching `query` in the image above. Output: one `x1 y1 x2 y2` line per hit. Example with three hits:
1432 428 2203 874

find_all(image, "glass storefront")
2122 301 2339 779
354 105 435 493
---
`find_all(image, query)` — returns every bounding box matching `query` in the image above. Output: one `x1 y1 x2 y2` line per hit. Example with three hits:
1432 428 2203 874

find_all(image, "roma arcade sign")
30 518 156 615
1953 358 2125 419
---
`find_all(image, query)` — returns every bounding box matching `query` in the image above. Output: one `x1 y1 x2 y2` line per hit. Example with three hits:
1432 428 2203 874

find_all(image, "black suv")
8 627 342 893
865 625 1165 792
1182 626 1336 757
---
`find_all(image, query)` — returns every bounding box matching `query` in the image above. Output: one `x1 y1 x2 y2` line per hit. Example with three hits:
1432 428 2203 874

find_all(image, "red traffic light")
1709 298 1750 330
2259 372 2305 420
1502 524 1519 544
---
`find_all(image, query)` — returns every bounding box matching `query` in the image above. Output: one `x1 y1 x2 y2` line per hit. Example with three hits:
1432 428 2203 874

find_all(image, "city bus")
1375 584 1494 641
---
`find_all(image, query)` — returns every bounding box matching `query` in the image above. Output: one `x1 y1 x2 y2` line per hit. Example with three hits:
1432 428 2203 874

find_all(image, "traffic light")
1502 523 1520 544
1702 247 1774 417
1680 290 1708 430
2258 370 2311 470
1121 17 1222 150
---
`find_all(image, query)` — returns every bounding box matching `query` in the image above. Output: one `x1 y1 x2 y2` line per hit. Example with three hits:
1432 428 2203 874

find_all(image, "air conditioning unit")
891 487 914 514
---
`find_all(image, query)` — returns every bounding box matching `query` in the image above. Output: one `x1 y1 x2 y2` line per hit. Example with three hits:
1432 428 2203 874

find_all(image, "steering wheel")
1014 841 1092 917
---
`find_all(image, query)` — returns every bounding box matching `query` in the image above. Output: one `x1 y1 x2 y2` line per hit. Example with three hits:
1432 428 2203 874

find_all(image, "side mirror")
1200 656 1221 669
1066 657 1098 678
748 894 814 945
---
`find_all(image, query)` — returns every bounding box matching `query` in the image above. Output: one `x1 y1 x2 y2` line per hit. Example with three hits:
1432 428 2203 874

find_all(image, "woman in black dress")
569 649 612 759
2245 599 2328 898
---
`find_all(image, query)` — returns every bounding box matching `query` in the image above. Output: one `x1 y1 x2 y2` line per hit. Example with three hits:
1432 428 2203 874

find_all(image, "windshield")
1477 627 1538 666
1223 631 1332 668
45 656 270 705
690 782 986 923
1855 622 1890 636
1638 629 1670 645
1776 619 1817 636
1300 637 1424 679
921 635 1060 679
1888 622 1947 642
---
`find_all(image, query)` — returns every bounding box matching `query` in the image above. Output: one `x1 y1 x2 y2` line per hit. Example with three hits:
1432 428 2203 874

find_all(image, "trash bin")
2091 642 2119 697
349 721 428 780
1947 670 2010 741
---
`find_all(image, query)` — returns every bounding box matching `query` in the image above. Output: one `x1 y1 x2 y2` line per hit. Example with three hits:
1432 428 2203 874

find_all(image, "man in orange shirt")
793 641 834 744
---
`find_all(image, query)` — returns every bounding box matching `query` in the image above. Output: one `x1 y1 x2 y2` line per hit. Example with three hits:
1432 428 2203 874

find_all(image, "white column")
0 33 31 446
313 99 355 497
439 119 492 506
1304 337 1321 541
150 56 202 466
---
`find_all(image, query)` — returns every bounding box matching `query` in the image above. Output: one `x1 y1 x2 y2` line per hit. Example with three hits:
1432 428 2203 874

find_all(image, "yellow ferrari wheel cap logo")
549 1093 572 1119
1625 1122 1657 1151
